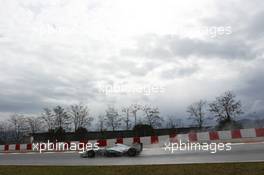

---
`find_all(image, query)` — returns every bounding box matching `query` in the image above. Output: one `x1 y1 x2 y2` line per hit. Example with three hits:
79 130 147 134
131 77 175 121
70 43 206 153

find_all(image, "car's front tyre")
127 148 137 157
87 150 95 158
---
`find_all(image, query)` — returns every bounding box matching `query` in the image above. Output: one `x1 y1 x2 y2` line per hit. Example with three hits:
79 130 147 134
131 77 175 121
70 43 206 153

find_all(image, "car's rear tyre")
127 148 137 157
87 150 95 158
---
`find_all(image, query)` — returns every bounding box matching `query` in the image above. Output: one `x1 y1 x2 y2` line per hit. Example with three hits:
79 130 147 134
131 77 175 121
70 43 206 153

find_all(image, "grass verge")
0 162 264 175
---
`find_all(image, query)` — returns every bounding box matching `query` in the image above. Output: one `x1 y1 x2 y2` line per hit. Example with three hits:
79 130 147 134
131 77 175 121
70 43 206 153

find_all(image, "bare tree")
105 107 122 131
96 115 106 132
166 115 184 128
0 121 11 143
209 91 243 122
143 105 163 128
53 105 71 131
122 107 132 130
69 104 94 132
187 100 207 129
25 116 42 134
41 108 55 131
252 113 264 128
8 114 27 141
129 104 141 126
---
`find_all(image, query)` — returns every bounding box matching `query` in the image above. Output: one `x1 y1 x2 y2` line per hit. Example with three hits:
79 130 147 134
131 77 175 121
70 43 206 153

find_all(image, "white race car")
80 143 143 158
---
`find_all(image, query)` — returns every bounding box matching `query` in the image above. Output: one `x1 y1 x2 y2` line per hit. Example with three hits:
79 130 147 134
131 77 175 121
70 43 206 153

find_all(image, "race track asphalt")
0 142 263 165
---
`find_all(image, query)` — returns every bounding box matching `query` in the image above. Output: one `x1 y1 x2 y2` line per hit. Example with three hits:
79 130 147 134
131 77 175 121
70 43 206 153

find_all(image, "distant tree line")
0 104 165 143
0 90 257 144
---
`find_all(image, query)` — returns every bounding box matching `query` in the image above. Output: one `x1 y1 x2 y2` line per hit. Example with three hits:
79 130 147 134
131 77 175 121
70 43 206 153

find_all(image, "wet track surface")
0 142 263 165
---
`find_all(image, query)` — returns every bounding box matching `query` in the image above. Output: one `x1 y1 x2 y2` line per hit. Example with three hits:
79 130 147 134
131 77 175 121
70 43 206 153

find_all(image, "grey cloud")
0 93 45 113
202 0 264 40
0 69 99 113
121 34 257 60
160 65 199 79
247 11 264 39
1 0 264 119
120 1 264 62
0 42 102 113
97 57 162 77
167 36 255 59
238 61 264 101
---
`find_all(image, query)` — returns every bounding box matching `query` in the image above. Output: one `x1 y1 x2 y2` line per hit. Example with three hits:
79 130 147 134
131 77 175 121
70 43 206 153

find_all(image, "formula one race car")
80 143 143 158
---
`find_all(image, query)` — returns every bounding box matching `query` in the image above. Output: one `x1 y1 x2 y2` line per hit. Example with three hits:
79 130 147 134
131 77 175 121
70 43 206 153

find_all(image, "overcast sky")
0 0 264 120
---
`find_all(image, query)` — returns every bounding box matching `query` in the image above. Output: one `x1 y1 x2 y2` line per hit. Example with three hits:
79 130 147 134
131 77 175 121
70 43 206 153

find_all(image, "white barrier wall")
1 128 264 153
240 128 256 138
218 130 232 140
176 134 189 143
197 132 210 141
